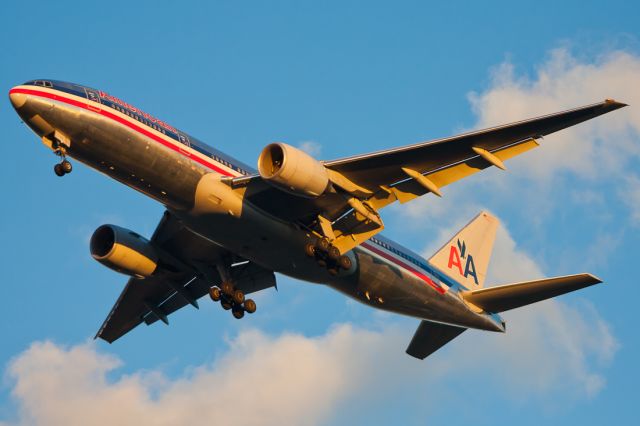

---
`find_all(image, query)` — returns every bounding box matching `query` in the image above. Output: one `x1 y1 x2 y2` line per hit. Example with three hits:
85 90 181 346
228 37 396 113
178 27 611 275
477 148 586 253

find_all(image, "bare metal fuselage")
11 86 504 332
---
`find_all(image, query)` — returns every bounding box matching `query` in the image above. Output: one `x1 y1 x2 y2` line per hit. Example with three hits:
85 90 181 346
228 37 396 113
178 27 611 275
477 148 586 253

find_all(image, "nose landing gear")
50 136 73 177
208 283 256 319
54 160 72 177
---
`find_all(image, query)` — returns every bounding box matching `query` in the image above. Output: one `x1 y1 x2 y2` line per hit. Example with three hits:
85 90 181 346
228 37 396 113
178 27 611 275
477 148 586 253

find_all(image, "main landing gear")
51 137 73 177
208 282 257 319
305 237 352 275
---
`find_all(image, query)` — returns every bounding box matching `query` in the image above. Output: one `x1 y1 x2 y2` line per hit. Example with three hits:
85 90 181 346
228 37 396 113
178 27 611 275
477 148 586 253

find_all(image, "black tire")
244 299 257 314
61 160 72 173
232 306 245 319
209 287 221 302
328 267 338 276
328 245 340 261
54 163 65 177
221 281 234 296
317 258 327 268
221 299 232 310
304 243 316 257
233 289 245 304
315 237 330 252
338 255 352 270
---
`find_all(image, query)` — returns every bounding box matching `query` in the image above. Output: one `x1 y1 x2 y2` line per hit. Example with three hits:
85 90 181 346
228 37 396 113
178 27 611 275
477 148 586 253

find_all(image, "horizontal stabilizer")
461 273 602 313
406 320 466 360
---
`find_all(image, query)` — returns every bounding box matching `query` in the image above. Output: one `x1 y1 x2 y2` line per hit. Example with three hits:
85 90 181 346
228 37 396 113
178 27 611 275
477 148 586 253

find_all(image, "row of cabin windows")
111 103 168 135
212 154 234 170
107 100 248 176
370 237 449 285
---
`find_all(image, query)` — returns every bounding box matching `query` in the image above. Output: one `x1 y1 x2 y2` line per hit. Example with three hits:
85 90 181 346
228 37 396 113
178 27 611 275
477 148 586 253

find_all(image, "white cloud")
422 215 617 399
486 222 545 283
2 306 615 426
391 48 640 257
468 49 640 182
4 327 391 426
297 140 322 157
2 218 617 425
621 174 640 226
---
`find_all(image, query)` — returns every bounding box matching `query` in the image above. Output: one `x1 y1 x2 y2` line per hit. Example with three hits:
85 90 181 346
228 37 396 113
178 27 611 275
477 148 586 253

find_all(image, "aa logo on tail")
447 239 478 285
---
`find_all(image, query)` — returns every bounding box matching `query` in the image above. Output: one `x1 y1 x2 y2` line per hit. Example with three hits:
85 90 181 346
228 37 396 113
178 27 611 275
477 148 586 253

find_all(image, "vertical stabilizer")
428 211 499 290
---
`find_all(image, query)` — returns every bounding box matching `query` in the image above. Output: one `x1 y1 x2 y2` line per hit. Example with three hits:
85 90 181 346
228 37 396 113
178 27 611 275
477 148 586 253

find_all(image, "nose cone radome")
9 87 27 110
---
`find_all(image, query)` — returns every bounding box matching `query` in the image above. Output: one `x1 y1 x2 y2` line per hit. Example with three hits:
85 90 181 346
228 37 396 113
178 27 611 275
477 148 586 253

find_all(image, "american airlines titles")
98 91 178 134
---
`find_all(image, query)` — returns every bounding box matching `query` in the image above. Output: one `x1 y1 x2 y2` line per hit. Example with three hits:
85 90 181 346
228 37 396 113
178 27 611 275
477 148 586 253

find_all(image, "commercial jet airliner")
9 80 626 359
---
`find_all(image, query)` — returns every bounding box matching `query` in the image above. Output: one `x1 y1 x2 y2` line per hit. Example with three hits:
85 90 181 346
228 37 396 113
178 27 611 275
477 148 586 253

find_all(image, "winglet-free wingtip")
604 98 629 108
93 333 113 344
584 273 603 285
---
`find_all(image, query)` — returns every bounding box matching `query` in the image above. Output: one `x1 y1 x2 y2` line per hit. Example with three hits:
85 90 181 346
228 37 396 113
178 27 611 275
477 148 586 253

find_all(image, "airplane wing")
241 100 626 253
324 99 626 205
95 211 276 343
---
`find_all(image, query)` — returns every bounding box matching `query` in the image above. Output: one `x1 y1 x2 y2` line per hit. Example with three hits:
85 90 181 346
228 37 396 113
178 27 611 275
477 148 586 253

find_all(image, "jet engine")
257 142 330 197
90 225 158 279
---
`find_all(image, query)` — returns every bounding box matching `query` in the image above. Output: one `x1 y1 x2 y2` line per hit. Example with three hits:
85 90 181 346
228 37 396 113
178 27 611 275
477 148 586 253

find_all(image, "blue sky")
1 1 639 424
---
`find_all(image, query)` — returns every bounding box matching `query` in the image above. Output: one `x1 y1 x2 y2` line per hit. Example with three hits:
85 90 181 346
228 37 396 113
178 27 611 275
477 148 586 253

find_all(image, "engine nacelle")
257 142 330 197
90 225 158 279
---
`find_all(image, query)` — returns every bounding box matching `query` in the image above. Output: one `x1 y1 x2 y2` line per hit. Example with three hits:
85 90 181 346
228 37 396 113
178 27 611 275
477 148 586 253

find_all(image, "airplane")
8 79 626 359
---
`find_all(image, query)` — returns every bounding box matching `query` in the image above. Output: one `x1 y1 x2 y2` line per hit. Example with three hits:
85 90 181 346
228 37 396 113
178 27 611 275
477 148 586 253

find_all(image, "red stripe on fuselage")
360 242 446 294
9 87 235 177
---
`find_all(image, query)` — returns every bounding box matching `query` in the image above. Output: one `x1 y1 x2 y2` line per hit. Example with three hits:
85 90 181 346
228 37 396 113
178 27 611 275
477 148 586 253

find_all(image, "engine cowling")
257 142 330 197
90 225 158 279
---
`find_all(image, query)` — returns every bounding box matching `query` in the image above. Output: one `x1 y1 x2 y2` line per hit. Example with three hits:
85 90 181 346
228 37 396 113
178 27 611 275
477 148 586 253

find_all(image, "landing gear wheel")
209 287 221 302
338 255 352 270
304 243 316 257
61 160 72 174
232 289 245 305
221 281 234 296
232 306 245 319
221 299 233 310
328 245 341 261
316 237 330 253
244 299 257 314
54 163 65 177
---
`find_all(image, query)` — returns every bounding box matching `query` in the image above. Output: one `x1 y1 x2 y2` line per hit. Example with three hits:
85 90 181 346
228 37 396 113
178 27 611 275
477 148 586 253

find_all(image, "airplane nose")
9 88 27 109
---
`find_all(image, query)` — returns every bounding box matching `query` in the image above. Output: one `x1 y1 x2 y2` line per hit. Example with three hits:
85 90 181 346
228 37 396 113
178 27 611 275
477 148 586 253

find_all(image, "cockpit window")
31 80 53 87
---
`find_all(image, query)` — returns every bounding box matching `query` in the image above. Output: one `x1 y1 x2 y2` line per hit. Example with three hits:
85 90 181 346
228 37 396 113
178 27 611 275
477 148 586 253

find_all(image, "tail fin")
428 211 499 290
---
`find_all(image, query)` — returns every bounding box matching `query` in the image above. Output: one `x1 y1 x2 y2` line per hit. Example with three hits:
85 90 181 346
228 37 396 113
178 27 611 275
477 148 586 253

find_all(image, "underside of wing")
324 100 626 192
233 100 626 255
95 211 276 343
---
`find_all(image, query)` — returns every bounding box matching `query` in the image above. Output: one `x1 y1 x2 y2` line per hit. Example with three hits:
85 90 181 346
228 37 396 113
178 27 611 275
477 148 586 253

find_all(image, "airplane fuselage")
9 80 504 333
